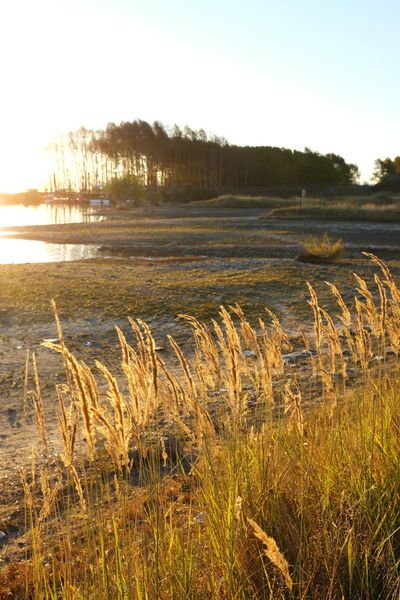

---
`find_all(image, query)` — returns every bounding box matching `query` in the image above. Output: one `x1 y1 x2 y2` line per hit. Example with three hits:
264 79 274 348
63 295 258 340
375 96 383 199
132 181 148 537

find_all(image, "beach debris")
43 338 59 344
283 350 313 365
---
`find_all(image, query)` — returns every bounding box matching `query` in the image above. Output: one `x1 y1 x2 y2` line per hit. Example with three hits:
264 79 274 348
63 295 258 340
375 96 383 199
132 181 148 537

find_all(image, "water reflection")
0 203 103 228
0 203 103 264
0 238 100 264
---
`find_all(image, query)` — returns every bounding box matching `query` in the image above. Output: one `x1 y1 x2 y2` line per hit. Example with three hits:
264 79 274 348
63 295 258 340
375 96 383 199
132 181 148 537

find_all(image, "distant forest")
46 120 360 194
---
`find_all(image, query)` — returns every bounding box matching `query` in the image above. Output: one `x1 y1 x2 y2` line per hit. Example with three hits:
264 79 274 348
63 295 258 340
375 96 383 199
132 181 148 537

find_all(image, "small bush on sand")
300 232 343 262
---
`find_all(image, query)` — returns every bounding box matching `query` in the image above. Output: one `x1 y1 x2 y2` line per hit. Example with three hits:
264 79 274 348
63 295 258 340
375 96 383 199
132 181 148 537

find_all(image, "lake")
0 203 103 264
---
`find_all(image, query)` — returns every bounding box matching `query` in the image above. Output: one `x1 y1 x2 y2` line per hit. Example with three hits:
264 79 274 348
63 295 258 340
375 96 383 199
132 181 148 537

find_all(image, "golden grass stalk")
354 298 372 371
23 349 30 417
51 299 74 395
38 466 62 521
57 386 77 467
284 379 304 436
96 360 131 470
320 306 346 382
68 462 86 510
364 252 400 354
374 273 387 342
31 353 48 458
230 304 260 357
69 354 96 461
325 281 352 328
179 313 221 394
168 335 196 398
353 272 381 337
247 518 293 591
126 319 160 424
307 282 325 378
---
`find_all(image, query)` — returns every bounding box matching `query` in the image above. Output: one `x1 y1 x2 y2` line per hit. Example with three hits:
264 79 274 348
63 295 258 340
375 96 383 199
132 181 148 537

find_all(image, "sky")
1 0 400 191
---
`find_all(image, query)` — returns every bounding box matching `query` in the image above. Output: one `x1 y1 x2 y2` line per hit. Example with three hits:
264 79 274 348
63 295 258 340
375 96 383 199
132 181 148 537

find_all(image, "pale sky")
1 0 399 192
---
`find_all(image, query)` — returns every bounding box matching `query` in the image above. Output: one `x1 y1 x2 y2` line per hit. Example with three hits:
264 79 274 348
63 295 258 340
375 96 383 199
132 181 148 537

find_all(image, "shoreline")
0 208 399 564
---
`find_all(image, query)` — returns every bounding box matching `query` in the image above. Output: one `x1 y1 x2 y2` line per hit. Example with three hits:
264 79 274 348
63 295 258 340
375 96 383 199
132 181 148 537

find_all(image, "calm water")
0 204 103 264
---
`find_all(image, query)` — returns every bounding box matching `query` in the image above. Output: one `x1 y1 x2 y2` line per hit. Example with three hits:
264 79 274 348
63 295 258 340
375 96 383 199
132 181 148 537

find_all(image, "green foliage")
104 173 144 205
325 152 360 184
373 158 395 182
373 156 400 182
142 189 164 205
52 120 361 195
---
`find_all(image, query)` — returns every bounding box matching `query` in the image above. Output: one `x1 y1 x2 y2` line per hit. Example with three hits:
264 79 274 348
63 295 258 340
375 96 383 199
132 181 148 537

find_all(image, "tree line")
373 156 400 183
46 120 360 195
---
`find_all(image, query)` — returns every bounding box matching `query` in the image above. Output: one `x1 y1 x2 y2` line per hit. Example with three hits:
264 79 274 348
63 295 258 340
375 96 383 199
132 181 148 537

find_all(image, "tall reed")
5 254 399 599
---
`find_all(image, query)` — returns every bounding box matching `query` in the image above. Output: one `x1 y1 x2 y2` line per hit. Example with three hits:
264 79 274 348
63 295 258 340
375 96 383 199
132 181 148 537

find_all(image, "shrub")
104 174 144 205
300 232 343 262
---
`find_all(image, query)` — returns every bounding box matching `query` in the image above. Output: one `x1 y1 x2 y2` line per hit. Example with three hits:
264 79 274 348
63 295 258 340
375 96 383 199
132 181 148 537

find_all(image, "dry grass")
194 193 400 217
191 195 295 208
268 201 400 222
1 254 400 598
